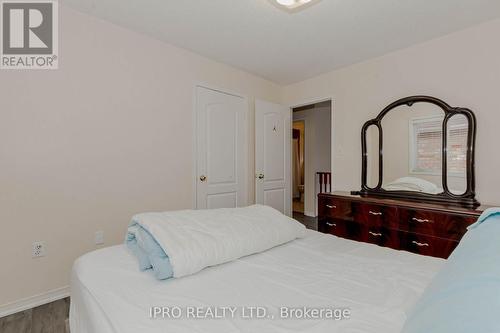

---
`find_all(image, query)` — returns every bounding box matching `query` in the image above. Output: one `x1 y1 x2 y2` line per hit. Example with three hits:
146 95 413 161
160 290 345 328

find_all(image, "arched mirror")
360 96 479 207
382 102 444 194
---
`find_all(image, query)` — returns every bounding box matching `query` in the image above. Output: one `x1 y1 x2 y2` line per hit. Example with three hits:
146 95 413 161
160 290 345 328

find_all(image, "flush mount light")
271 0 321 12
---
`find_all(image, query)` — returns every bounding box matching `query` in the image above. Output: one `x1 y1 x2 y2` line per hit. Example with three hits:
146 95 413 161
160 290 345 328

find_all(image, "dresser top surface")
319 191 493 216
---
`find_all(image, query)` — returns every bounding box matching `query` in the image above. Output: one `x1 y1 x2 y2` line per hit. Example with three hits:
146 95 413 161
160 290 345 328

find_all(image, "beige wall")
284 18 500 205
4 4 500 310
0 6 282 306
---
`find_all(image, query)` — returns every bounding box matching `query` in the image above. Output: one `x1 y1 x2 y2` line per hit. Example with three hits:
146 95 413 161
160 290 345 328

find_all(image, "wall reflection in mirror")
365 124 380 189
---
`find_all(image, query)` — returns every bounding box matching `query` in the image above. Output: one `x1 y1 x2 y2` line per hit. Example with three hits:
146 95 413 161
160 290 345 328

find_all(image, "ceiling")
64 0 500 84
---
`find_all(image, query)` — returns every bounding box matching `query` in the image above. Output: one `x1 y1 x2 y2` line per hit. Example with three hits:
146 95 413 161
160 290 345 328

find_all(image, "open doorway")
292 121 305 213
292 100 332 229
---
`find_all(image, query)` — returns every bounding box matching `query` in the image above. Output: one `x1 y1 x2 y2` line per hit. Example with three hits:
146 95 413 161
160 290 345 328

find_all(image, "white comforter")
133 205 306 278
70 230 444 333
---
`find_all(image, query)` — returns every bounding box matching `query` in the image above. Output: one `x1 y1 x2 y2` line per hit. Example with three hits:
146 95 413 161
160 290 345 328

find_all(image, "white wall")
284 18 500 205
293 105 331 216
0 5 282 307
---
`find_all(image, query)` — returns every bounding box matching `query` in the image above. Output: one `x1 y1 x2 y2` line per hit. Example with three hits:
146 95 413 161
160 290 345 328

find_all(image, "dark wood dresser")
318 192 488 259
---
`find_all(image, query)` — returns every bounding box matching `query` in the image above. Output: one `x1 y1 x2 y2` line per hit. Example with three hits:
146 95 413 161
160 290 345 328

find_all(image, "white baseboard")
304 211 317 218
0 286 70 318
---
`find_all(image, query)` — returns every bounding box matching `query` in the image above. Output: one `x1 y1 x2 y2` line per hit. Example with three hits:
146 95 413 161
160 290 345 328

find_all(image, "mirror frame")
360 95 479 208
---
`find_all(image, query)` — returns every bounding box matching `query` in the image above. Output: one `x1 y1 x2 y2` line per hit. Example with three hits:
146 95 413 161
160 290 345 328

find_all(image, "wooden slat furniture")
317 172 332 193
318 191 489 259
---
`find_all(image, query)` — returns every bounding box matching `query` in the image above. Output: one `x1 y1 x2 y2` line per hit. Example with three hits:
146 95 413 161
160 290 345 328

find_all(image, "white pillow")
385 177 439 194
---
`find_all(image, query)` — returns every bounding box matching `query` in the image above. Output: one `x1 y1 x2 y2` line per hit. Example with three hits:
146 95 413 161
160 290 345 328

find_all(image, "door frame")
192 83 249 209
288 96 334 216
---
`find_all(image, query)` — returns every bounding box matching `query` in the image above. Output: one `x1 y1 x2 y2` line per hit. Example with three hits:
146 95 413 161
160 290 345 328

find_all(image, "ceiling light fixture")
271 0 320 12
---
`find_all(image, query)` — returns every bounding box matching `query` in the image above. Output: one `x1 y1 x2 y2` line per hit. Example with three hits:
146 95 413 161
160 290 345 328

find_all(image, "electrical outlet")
32 242 46 258
95 231 104 245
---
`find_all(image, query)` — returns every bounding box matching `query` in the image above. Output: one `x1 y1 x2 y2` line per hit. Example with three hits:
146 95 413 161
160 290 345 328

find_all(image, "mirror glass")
366 124 380 189
381 103 444 194
446 114 469 195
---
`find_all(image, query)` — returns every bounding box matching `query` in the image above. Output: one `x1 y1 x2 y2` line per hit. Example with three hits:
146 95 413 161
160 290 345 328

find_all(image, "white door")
196 86 247 209
255 99 291 216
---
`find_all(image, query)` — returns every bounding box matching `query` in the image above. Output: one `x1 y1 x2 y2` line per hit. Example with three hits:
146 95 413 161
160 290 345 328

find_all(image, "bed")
70 229 443 333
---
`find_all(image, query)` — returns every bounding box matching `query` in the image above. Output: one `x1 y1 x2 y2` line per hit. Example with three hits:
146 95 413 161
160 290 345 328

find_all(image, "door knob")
199 175 207 182
257 173 265 180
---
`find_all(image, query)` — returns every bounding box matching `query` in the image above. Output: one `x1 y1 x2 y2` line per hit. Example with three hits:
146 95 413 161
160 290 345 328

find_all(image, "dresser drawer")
318 197 352 220
316 192 484 259
318 219 362 241
399 208 476 240
353 203 398 229
358 226 400 250
319 219 347 238
400 231 459 259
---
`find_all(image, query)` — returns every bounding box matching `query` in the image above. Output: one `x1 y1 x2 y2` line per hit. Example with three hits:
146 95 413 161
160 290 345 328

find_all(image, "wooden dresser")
318 192 488 259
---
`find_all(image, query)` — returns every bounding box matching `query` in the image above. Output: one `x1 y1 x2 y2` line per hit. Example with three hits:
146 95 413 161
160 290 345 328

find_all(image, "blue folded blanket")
402 207 500 333
467 207 500 229
125 220 173 280
125 206 306 280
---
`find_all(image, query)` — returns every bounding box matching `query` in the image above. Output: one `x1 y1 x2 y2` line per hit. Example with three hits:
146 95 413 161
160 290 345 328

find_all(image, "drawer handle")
412 218 433 224
326 222 337 227
369 231 383 237
369 210 383 216
412 241 430 247
326 204 337 209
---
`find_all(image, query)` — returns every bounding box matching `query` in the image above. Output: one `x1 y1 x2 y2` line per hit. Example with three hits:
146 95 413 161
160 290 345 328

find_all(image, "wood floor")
0 298 70 333
293 211 318 231
292 198 304 213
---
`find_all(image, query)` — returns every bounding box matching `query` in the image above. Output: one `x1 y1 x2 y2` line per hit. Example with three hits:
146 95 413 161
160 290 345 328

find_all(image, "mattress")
70 230 444 333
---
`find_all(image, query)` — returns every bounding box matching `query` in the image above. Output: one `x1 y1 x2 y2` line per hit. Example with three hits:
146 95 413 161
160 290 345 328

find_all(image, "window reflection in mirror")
410 116 443 175
381 103 444 194
447 114 469 195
